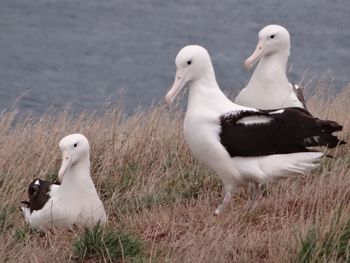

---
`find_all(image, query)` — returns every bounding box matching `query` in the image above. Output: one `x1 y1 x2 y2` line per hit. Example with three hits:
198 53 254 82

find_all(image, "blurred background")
0 0 349 115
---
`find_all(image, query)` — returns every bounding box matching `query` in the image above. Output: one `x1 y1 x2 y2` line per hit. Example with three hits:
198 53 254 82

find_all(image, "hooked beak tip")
165 95 173 105
244 61 251 71
165 73 186 106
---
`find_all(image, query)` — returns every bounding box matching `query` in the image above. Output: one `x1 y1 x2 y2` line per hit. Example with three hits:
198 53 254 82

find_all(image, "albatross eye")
187 60 192 65
270 34 275 39
73 143 78 148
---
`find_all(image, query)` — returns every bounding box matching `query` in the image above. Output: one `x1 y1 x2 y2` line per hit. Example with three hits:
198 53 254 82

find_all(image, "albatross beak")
58 151 72 182
165 71 187 105
244 39 264 70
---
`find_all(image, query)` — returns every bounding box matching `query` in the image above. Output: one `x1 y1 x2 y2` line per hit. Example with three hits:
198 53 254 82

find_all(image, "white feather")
237 115 272 125
269 109 284 114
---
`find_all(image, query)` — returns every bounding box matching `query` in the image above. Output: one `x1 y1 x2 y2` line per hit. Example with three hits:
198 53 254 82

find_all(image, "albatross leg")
215 184 233 215
246 182 263 211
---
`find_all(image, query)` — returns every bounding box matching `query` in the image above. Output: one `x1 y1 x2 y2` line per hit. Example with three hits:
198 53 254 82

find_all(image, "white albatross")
20 134 107 231
235 25 306 109
165 45 345 214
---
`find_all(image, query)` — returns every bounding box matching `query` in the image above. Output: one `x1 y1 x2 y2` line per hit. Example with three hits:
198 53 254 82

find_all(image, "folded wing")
219 107 345 157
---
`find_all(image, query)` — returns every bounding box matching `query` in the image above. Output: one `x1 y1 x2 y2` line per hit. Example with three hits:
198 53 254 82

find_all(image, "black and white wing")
219 107 345 157
21 179 60 214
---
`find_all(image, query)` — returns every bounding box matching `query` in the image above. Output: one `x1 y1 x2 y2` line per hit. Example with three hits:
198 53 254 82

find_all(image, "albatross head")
165 45 214 104
244 25 290 70
58 133 90 182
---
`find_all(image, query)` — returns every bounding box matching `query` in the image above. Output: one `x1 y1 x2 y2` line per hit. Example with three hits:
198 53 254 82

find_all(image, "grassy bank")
0 85 349 262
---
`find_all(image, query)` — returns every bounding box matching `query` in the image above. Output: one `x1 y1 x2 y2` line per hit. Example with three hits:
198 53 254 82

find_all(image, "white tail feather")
231 152 323 183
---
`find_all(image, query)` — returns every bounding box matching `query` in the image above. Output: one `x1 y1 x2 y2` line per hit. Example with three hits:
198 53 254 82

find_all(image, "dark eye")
270 34 275 39
74 143 78 148
187 60 192 65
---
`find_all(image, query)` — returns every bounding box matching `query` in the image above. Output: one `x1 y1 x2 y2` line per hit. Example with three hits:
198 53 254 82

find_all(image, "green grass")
45 172 59 183
110 165 221 215
73 224 144 262
296 210 350 262
12 225 32 243
0 206 15 234
297 228 317 263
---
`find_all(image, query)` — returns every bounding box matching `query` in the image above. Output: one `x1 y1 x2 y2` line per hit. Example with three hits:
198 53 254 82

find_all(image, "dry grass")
0 83 349 262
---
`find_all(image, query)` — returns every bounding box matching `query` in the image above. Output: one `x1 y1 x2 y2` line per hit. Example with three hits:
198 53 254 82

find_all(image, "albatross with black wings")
20 134 107 231
165 45 346 215
220 107 345 157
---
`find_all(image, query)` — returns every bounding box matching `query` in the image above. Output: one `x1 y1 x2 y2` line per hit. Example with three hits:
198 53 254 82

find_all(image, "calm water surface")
0 0 349 115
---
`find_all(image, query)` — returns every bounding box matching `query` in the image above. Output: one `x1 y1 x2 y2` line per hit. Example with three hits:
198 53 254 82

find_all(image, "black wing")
26 179 58 213
219 107 345 157
284 107 346 148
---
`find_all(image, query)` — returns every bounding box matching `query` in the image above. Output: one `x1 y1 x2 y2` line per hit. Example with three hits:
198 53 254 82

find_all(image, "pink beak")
165 71 186 105
58 151 71 182
244 39 265 70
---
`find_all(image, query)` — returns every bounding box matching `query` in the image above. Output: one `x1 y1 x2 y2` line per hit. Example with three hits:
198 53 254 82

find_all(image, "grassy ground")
0 84 350 262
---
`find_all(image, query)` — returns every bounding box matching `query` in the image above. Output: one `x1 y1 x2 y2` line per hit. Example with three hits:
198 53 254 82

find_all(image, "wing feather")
219 107 344 157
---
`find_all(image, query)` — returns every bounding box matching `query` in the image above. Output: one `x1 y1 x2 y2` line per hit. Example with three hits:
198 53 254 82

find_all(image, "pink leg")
246 182 262 211
215 184 233 215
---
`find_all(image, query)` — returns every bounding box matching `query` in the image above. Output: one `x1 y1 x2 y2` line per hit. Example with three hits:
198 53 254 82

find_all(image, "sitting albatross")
20 134 107 231
235 25 306 109
165 45 345 215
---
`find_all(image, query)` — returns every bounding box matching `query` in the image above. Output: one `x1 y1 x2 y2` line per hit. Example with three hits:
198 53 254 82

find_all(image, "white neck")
61 158 95 190
187 70 239 116
248 51 290 90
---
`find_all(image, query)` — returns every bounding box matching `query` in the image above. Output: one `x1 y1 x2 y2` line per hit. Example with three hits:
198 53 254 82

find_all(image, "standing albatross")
20 134 107 231
165 45 345 214
235 25 306 109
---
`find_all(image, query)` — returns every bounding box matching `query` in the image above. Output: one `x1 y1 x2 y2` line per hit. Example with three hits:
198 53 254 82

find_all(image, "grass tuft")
0 206 15 234
12 225 32 243
296 210 350 262
73 224 144 262
45 173 59 183
297 228 317 263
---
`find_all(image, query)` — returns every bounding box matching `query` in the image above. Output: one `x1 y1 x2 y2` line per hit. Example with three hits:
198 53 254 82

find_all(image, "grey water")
0 0 349 115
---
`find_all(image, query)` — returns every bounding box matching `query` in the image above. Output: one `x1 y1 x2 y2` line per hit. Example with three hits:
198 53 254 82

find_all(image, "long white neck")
187 69 241 116
61 158 95 191
248 51 290 90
